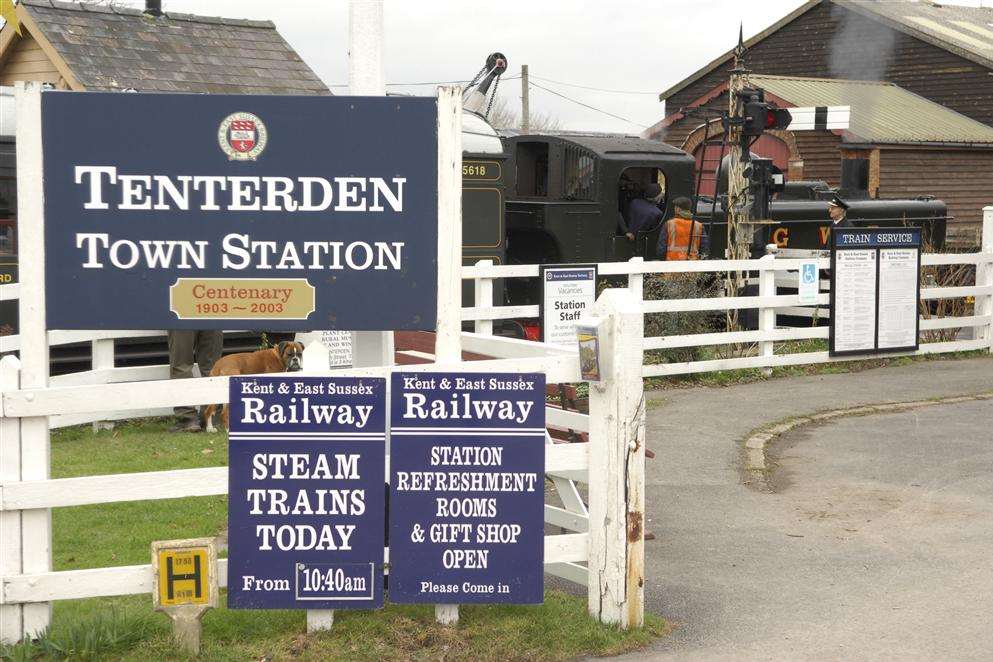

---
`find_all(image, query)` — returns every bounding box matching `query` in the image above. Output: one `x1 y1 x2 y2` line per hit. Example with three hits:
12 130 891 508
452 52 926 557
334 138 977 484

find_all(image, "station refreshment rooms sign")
830 228 921 356
540 265 598 346
227 376 386 609
40 92 438 330
388 372 545 604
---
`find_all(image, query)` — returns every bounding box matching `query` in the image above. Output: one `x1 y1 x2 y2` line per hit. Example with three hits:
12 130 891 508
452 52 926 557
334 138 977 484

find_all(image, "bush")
642 273 723 365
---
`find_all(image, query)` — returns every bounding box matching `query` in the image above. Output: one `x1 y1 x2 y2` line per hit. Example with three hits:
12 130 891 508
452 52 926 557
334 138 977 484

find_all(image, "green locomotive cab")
498 133 695 308
503 134 696 266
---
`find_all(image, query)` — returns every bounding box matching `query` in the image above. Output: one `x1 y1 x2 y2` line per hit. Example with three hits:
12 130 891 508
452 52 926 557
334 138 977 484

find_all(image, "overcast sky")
81 0 993 133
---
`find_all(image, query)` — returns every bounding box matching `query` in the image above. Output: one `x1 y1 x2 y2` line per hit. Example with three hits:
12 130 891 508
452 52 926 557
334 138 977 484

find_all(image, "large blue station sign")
388 372 546 604
40 92 438 330
227 376 386 609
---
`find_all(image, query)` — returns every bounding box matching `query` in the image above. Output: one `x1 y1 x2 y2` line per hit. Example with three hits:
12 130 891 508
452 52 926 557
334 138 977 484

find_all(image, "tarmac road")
610 357 993 661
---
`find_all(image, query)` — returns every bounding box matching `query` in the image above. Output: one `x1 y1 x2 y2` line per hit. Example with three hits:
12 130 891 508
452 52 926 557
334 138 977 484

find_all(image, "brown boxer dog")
203 340 304 432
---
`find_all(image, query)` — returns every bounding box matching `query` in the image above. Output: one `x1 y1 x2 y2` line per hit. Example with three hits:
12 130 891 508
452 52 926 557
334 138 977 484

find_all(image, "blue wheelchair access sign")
798 261 820 305
226 376 386 610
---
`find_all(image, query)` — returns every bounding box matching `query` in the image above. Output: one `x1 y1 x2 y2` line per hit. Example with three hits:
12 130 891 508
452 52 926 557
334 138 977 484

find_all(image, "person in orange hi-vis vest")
657 196 709 260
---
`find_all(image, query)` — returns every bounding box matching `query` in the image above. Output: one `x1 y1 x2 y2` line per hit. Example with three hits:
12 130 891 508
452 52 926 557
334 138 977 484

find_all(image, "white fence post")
759 248 777 376
91 338 115 432
588 288 645 629
474 259 494 336
14 81 52 639
0 356 23 644
980 207 993 353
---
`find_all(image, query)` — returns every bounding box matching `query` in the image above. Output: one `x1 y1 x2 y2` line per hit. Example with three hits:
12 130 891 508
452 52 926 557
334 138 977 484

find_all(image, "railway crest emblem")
218 112 268 161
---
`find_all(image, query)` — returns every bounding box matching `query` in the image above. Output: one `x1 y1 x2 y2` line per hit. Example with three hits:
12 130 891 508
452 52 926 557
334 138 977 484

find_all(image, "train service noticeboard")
40 91 438 331
226 376 386 610
388 372 546 604
540 265 598 346
830 228 921 357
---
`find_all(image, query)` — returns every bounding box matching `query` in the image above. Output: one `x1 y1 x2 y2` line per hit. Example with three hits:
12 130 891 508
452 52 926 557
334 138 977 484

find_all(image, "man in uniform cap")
828 195 853 228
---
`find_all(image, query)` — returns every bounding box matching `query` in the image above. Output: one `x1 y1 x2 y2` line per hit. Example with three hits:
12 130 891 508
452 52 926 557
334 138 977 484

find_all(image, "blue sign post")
389 372 546 604
227 376 386 609
40 91 438 330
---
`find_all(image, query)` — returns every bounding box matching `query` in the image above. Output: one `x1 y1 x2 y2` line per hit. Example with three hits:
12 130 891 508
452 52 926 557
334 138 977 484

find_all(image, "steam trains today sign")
40 91 438 331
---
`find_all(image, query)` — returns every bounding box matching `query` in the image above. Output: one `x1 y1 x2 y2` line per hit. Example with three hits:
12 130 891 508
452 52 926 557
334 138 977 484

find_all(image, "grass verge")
3 592 667 661
1 420 666 661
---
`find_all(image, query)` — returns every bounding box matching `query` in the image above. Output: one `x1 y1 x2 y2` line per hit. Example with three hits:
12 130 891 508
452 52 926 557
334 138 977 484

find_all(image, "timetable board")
829 228 921 357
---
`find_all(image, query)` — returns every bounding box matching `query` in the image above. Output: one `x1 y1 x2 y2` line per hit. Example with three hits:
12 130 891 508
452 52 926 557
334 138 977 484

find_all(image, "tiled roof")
17 0 329 94
753 74 993 145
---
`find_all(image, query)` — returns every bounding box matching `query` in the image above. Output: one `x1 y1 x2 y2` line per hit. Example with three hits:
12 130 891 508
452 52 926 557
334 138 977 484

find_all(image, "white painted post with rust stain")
979 207 993 353
588 288 645 628
433 83 464 627
12 81 52 640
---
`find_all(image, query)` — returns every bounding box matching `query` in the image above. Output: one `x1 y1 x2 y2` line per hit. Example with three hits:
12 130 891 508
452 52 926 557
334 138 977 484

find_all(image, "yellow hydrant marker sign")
169 277 315 320
151 538 218 655
156 547 210 606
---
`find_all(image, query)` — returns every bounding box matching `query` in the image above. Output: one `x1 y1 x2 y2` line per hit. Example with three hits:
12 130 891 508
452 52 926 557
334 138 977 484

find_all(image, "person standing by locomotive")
657 196 708 260
828 195 853 228
622 183 666 241
168 329 223 432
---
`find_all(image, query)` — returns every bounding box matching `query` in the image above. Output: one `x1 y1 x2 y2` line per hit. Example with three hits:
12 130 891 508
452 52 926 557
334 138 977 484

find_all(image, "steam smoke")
829 3 896 81
828 4 898 138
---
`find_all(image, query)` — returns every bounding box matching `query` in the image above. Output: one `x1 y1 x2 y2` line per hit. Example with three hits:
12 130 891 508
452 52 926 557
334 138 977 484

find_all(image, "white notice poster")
541 266 597 347
321 330 354 368
833 249 877 353
295 329 353 369
877 249 918 349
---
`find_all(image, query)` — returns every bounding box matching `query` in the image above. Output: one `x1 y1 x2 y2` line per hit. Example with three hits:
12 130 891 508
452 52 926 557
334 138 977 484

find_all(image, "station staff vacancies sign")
227 376 386 609
389 372 546 604
40 92 438 330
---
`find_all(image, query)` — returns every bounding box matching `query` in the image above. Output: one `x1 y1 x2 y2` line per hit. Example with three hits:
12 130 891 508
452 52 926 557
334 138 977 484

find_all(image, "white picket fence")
0 298 646 642
0 81 646 644
464 211 993 373
6 208 989 426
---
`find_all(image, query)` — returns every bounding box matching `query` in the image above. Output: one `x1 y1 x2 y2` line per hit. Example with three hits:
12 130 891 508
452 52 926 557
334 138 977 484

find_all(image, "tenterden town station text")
71 167 407 272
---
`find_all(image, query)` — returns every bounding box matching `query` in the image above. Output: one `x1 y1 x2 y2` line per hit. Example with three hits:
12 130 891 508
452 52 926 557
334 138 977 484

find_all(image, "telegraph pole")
521 64 530 134
727 25 751 263
726 25 750 331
